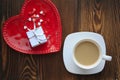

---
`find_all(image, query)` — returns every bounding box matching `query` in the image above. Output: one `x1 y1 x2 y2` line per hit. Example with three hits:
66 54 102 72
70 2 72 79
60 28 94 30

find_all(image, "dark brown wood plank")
52 0 78 40
78 0 120 80
1 0 39 80
0 1 2 78
41 0 78 80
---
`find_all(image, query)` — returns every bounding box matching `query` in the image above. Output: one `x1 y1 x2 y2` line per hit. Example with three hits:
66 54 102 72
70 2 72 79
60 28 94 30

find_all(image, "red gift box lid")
2 0 62 54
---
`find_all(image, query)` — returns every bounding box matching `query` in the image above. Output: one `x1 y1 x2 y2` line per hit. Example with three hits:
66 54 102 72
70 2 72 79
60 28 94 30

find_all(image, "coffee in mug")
73 39 112 69
74 41 100 66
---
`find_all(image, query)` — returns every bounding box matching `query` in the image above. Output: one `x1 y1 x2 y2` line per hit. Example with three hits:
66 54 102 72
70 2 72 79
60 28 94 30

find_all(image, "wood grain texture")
0 0 120 80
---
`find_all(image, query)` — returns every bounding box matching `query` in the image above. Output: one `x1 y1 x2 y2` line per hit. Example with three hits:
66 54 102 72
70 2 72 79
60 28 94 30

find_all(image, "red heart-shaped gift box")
2 0 62 54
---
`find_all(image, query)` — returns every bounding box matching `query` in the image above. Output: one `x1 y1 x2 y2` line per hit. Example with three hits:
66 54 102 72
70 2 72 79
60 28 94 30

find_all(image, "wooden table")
0 0 120 80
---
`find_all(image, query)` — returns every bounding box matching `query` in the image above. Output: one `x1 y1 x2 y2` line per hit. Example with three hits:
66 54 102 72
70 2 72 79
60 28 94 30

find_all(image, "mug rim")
72 39 102 69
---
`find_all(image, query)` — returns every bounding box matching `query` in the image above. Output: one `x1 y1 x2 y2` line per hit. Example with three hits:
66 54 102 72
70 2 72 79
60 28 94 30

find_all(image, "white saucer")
63 32 106 75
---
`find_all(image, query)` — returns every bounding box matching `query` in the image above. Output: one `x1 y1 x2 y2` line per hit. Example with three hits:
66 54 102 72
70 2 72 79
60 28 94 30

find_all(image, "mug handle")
102 55 112 61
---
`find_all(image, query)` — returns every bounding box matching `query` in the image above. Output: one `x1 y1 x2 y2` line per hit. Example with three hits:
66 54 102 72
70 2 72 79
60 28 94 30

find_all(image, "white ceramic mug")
72 38 112 70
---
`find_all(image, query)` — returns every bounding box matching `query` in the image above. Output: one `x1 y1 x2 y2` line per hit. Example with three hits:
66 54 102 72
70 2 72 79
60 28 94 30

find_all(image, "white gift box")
26 27 47 47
